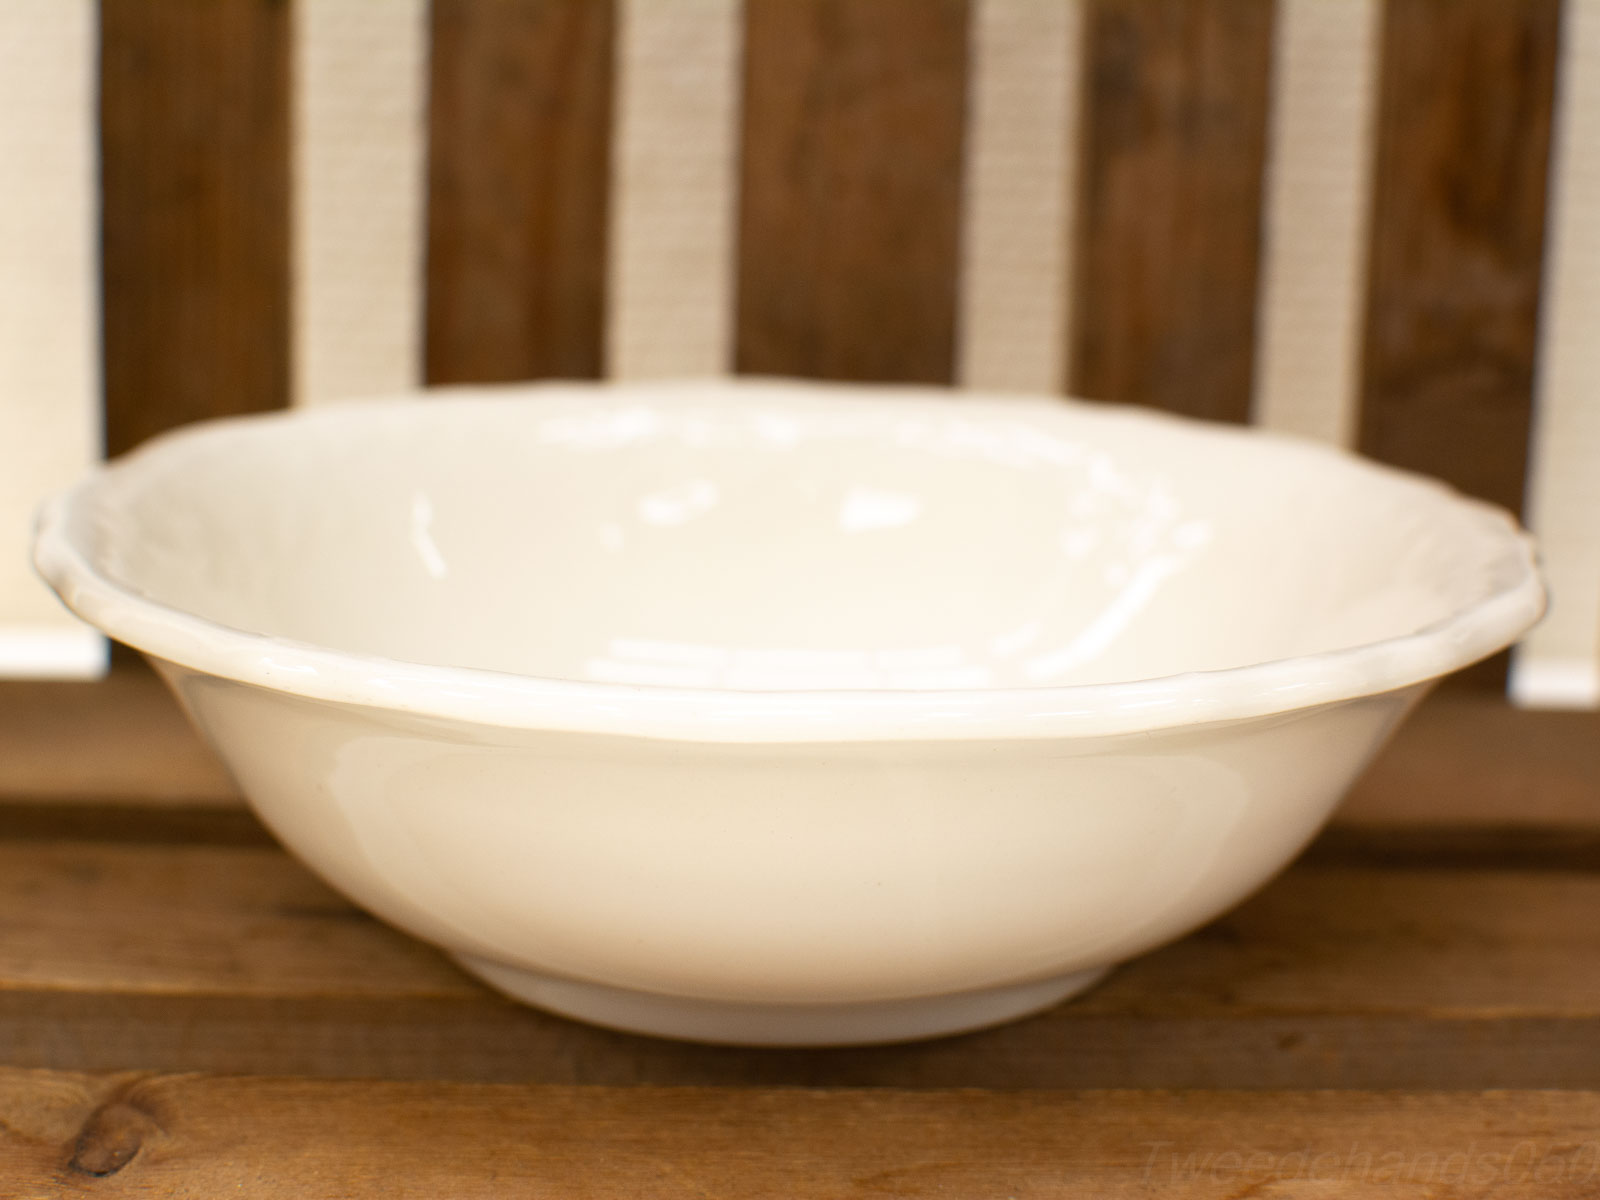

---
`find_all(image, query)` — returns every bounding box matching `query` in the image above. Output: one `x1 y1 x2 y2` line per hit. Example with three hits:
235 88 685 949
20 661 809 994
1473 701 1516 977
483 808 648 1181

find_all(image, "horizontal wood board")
3 1072 1600 1196
4 668 1594 825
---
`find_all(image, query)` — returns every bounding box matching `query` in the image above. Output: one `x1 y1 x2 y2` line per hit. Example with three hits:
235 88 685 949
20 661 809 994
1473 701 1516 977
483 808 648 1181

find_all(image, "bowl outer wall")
157 657 1425 1005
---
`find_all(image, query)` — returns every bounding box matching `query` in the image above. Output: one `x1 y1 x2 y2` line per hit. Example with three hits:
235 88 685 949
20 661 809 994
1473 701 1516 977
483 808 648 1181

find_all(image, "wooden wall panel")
1069 0 1275 423
78 0 1578 699
424 0 614 385
100 0 290 458
5 1074 1600 1197
735 0 969 384
1358 0 1560 518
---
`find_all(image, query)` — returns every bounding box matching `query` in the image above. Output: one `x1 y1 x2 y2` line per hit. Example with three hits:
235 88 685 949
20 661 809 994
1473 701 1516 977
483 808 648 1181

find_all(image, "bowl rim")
33 379 1547 743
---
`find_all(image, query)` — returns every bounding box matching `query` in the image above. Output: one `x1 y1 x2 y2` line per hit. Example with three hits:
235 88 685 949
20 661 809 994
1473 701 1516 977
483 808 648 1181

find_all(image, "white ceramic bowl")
35 379 1544 1045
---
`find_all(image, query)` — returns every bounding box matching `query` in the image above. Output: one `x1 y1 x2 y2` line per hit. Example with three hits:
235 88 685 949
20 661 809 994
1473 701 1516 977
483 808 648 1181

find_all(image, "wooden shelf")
6 1073 1599 1196
1 668 1597 1194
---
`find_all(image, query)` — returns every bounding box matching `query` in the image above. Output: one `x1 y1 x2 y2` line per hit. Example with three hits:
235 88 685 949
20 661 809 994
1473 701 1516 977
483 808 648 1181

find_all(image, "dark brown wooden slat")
11 990 1600 1091
1359 0 1561 690
1303 826 1600 872
9 803 1595 869
1069 0 1275 422
425 0 614 384
9 803 1600 872
1358 0 1559 522
0 804 269 846
735 0 969 384
3 1072 1599 1196
100 0 291 457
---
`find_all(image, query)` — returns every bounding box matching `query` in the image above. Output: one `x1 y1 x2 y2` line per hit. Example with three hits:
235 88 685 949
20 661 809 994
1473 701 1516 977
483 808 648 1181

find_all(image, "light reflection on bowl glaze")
34 379 1544 1044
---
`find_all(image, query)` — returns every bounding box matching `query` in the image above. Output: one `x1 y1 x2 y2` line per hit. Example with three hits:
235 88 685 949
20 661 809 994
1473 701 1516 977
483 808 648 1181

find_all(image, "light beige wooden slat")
1513 0 1600 709
1251 0 1381 446
291 0 429 405
606 0 743 379
956 0 1083 394
3 1071 1600 1195
0 0 104 678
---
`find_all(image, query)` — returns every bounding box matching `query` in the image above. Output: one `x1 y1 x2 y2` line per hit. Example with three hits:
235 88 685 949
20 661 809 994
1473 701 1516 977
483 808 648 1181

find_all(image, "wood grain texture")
1069 0 1275 422
735 0 969 383
0 842 471 999
0 689 1594 1092
1358 0 1560 517
424 0 614 385
3 1071 1600 1195
25 843 1600 1010
1359 0 1560 691
7 668 1593 829
6 830 1600 1088
0 669 234 804
1338 690 1600 827
13 988 1600 1091
99 0 291 457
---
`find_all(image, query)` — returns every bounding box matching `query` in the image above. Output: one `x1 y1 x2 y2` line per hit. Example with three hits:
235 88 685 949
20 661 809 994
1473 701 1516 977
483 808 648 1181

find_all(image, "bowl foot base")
450 954 1112 1046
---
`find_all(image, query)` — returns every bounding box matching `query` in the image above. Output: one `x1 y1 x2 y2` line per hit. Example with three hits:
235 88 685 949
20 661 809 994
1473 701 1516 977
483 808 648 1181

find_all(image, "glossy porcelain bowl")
34 380 1543 1045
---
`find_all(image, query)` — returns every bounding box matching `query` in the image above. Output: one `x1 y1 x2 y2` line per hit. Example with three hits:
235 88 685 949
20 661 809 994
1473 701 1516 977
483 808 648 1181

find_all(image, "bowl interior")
81 385 1525 692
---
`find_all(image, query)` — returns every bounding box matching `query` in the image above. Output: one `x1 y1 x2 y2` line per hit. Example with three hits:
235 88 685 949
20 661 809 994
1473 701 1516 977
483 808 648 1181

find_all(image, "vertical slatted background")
0 0 103 677
2 0 1594 706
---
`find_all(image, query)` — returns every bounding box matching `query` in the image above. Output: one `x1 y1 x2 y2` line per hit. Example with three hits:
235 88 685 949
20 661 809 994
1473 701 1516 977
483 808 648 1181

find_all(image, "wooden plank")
0 804 267 846
107 855 1600 1017
0 668 234 804
5 831 1600 1087
424 0 614 385
735 0 969 384
8 844 1595 1012
0 842 472 999
1069 0 1275 422
1304 826 1600 873
1338 689 1600 828
10 987 1600 1091
99 0 290 457
6 671 1593 832
1358 0 1559 518
2 1072 1599 1195
1087 867 1600 1018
